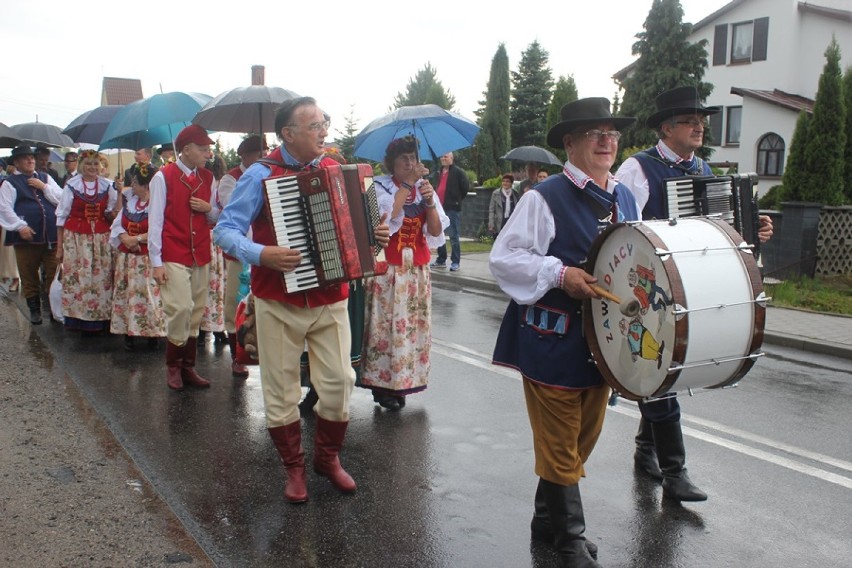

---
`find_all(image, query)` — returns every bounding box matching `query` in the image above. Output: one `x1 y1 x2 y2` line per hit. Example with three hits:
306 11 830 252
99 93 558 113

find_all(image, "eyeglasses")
674 119 708 129
579 129 622 141
287 120 330 132
64 159 76 162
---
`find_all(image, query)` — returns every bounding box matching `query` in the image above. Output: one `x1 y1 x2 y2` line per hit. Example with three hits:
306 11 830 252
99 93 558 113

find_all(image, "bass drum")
583 218 766 401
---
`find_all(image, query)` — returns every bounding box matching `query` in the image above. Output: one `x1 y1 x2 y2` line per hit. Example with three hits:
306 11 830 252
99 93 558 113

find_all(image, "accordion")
662 173 761 256
263 163 381 293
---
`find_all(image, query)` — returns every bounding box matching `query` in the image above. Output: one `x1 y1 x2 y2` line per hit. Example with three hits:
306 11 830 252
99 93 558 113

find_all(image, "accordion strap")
634 150 706 176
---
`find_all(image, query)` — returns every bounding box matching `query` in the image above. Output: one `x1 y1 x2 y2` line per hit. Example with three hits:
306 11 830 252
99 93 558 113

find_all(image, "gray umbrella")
63 105 125 144
501 145 563 166
12 121 74 148
0 122 22 148
192 85 300 133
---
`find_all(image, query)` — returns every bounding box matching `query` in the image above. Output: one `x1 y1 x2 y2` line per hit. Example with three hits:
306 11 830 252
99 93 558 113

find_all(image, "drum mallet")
589 284 641 317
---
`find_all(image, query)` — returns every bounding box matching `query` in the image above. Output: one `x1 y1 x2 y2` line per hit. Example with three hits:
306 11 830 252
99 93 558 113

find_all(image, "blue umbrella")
353 104 480 162
63 105 124 144
100 91 212 150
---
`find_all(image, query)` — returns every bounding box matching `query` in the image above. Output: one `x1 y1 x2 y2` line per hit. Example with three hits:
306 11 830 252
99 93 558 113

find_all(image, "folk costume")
361 174 449 402
615 86 719 503
109 192 165 340
0 150 62 323
55 174 117 332
491 97 638 568
213 140 360 503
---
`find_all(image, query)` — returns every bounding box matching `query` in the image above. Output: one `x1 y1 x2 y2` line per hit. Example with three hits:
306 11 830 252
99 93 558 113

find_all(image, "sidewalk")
430 251 852 361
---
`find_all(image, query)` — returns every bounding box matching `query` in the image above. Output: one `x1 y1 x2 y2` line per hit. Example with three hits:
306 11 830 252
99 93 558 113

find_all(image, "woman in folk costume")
198 154 228 345
109 163 165 350
55 149 118 333
361 136 449 410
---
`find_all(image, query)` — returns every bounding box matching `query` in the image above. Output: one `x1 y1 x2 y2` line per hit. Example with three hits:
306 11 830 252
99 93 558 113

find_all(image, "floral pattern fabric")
61 231 113 322
361 252 432 395
200 239 226 332
110 251 165 337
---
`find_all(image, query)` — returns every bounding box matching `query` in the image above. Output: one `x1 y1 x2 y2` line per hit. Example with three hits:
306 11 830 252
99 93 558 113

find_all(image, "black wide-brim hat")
546 98 636 149
646 86 721 128
156 143 174 155
8 145 35 162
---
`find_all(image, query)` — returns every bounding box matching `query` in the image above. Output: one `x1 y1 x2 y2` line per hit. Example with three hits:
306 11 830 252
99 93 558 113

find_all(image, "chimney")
251 65 265 86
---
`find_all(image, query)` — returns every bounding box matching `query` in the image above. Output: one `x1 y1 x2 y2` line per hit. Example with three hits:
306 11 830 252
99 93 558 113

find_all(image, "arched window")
756 133 785 177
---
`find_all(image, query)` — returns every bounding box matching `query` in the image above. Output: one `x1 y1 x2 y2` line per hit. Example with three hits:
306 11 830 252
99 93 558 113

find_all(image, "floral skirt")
110 251 165 337
361 255 432 395
200 244 225 332
61 231 113 327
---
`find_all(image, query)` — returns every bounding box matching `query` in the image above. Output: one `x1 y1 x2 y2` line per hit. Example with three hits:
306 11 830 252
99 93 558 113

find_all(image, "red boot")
181 337 210 388
166 341 184 390
313 416 357 493
268 422 308 503
228 335 249 378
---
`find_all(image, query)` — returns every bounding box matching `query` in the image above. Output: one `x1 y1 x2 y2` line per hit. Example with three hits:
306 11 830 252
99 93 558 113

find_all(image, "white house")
616 0 852 190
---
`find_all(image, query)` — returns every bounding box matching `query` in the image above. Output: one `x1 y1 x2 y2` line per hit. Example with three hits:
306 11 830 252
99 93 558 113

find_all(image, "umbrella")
12 122 74 147
353 104 480 162
501 145 563 166
63 105 124 144
193 85 299 134
0 122 22 148
99 91 212 150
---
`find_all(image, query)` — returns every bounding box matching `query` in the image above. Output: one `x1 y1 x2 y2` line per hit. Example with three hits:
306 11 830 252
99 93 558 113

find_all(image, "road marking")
432 337 852 490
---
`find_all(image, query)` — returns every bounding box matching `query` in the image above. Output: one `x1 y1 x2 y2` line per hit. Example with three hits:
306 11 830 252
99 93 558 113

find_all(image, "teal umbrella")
100 91 212 150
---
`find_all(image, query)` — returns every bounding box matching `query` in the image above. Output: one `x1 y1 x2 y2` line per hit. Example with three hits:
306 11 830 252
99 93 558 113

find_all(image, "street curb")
431 272 852 361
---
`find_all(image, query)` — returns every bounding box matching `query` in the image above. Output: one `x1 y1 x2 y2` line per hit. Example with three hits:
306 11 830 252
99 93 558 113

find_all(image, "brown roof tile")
101 77 144 105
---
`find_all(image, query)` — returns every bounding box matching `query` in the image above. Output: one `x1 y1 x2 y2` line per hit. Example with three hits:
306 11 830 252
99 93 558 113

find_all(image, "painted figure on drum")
628 264 670 313
619 316 664 368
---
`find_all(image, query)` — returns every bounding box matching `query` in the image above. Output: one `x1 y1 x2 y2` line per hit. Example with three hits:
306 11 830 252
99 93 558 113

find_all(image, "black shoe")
26 297 42 325
373 391 401 411
299 387 319 414
395 395 406 408
197 330 208 345
653 420 708 502
123 335 135 351
213 331 228 344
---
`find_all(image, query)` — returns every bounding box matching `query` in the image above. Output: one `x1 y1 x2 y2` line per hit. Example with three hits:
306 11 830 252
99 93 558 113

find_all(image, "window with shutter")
752 17 769 61
708 112 723 147
713 24 728 65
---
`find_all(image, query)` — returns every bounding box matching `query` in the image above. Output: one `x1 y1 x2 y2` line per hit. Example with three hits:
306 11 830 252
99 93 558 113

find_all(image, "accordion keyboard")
264 176 320 292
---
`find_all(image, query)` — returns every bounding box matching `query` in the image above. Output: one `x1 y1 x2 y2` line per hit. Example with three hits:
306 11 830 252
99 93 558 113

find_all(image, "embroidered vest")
63 180 112 234
249 147 347 307
119 200 150 255
3 173 58 246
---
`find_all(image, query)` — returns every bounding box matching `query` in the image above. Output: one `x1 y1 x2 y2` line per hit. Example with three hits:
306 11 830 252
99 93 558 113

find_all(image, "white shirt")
0 173 63 232
489 160 622 306
615 139 695 210
215 163 245 208
147 159 220 267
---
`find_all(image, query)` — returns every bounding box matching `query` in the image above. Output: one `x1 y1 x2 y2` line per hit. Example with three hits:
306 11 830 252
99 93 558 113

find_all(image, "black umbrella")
501 145 563 166
0 122 22 148
63 105 124 144
192 85 300 134
12 121 74 148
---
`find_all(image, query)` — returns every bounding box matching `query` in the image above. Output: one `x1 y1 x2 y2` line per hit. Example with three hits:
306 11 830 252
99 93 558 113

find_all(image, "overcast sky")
2 0 726 151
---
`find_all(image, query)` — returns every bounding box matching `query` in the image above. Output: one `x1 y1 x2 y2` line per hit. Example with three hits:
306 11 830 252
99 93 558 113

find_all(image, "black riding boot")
634 417 663 480
26 296 42 325
540 480 601 568
531 479 598 559
652 420 708 502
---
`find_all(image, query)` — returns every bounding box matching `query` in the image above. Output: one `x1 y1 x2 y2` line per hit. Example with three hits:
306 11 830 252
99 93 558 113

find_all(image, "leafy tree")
393 63 456 110
781 111 810 202
545 75 579 162
510 41 554 148
800 37 846 205
843 66 852 202
474 43 511 180
618 0 712 152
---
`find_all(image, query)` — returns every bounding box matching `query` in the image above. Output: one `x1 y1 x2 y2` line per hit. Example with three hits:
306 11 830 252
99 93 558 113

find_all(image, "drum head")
584 223 681 400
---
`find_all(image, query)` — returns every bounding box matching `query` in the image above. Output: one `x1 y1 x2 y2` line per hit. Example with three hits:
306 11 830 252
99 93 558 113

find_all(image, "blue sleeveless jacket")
3 173 58 246
633 146 711 220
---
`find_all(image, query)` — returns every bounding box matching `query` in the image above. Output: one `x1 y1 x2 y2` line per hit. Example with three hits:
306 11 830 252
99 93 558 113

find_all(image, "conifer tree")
781 111 811 202
393 63 456 110
475 43 511 180
619 0 711 151
842 66 852 202
801 37 846 205
545 75 579 162
510 41 554 148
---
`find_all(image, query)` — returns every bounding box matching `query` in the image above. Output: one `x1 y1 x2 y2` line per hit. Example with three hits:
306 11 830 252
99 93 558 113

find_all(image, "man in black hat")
156 143 175 165
0 145 63 324
615 86 773 503
490 97 640 568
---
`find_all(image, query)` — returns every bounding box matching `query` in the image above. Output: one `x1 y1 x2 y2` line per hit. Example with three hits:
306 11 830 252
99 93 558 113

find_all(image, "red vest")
250 148 348 308
160 162 212 267
228 165 243 181
384 213 430 266
63 185 112 234
118 202 150 256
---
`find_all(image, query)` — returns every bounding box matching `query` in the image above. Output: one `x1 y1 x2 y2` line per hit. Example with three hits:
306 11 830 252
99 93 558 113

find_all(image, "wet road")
18 285 852 568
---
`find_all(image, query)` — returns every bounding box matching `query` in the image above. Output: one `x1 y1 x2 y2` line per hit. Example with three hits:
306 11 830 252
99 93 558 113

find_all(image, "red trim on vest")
250 148 347 308
160 162 212 267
